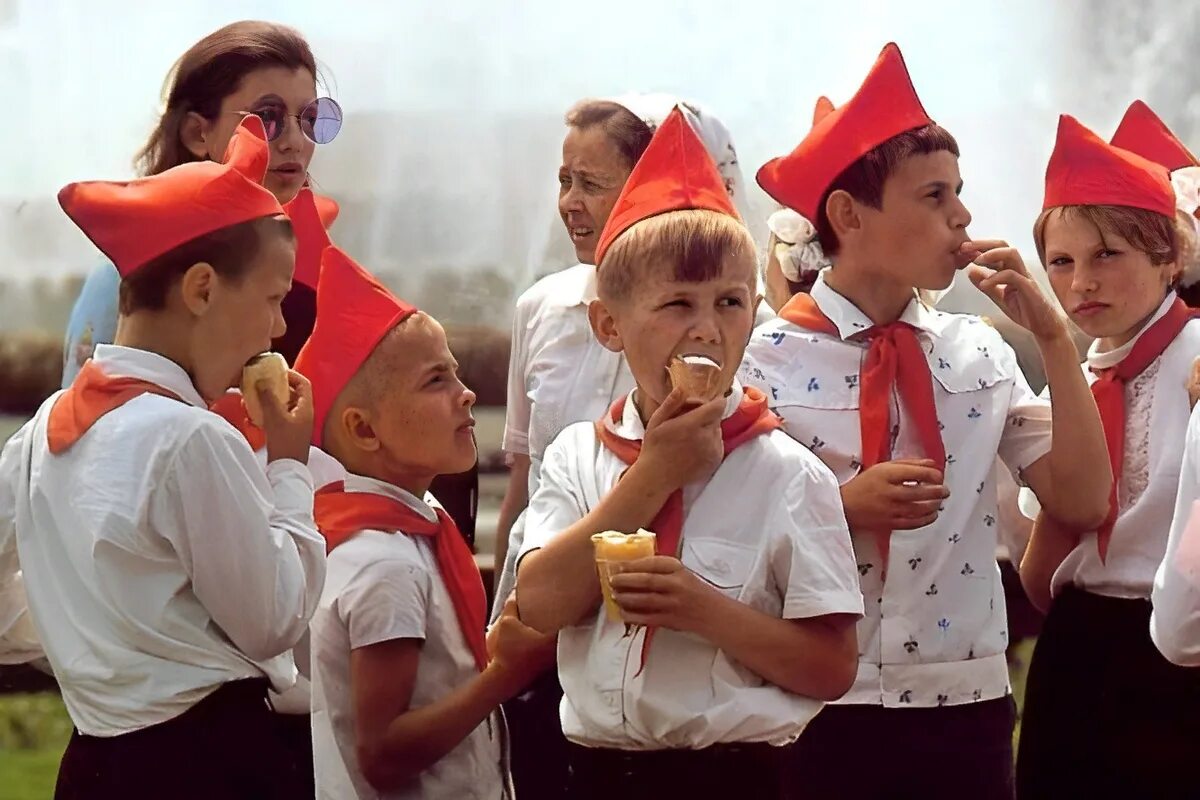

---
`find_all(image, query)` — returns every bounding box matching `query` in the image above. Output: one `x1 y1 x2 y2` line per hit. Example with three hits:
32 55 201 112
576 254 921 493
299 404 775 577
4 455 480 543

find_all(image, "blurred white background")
1 0 1197 332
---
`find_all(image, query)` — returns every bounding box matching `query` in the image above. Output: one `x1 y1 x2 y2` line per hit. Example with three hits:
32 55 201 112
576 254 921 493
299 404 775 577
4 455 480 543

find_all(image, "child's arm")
517 389 725 634
494 453 530 586
496 300 536 586
968 242 1111 530
1019 513 1080 613
351 610 554 792
612 557 858 699
164 380 325 662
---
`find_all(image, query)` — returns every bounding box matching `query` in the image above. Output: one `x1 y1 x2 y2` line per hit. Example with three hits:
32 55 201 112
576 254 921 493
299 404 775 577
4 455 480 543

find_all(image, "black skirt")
54 678 309 800
1017 586 1200 799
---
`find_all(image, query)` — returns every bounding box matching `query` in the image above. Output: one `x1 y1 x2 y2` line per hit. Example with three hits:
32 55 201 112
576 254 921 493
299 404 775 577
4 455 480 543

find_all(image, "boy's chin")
443 442 478 474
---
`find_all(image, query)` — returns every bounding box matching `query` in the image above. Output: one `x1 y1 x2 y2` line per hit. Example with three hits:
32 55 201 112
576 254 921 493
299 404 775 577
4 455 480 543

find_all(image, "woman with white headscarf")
492 93 749 800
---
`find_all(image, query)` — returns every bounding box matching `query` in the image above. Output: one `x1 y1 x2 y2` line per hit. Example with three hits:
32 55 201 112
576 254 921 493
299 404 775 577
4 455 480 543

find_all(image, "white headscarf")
608 92 750 222
1171 166 1200 287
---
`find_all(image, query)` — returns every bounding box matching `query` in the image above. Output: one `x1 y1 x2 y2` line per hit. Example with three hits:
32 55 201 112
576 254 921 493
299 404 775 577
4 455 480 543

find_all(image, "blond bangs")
597 209 756 301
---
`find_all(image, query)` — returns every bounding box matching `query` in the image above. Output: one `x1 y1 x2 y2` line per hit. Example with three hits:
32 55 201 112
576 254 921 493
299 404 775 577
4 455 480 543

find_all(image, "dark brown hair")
815 124 960 255
565 100 655 170
135 21 318 177
118 217 293 315
598 209 756 302
1032 204 1180 268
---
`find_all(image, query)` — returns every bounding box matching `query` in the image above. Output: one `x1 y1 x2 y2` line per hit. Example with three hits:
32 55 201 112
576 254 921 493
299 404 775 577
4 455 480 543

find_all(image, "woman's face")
558 125 634 265
185 66 318 203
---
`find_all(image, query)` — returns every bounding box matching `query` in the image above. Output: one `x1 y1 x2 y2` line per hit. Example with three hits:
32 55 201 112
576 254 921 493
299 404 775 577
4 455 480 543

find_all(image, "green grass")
0 692 72 799
1009 637 1037 750
0 748 66 799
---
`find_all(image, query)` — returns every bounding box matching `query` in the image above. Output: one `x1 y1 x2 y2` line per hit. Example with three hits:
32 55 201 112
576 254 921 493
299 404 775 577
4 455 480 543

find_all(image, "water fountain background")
0 0 1196 341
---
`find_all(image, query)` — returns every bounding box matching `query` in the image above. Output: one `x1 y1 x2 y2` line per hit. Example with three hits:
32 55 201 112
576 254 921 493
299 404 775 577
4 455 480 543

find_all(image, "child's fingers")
612 556 678 575
647 386 687 428
609 572 668 593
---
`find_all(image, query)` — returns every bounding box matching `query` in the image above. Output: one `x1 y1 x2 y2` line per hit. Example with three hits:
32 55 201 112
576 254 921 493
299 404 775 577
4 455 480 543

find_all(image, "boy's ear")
339 404 382 454
588 298 625 354
825 189 862 247
179 262 217 316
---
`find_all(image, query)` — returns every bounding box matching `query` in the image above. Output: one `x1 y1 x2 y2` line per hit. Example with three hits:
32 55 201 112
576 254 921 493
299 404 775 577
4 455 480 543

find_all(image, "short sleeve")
774 451 864 620
518 427 591 558
61 263 121 388
338 554 432 650
502 290 535 456
997 360 1053 482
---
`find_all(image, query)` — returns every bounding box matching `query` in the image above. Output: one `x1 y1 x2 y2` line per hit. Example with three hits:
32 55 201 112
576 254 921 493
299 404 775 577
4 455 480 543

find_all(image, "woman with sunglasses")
62 19 343 388
56 19 342 797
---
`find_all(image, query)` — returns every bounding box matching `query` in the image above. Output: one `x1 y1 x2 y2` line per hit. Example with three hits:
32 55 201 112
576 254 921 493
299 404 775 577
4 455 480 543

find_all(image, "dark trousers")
567 740 784 800
55 679 309 800
503 668 571 799
787 697 1016 800
1017 587 1200 799
274 710 314 799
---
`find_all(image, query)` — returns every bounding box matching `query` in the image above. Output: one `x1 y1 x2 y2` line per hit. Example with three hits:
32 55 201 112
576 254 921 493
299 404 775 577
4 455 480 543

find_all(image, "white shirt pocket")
682 538 760 602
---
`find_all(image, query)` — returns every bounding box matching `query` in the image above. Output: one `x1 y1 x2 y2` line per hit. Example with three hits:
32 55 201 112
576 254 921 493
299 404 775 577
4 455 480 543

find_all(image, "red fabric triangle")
1111 100 1199 172
208 392 267 452
757 43 933 222
593 106 739 265
58 117 283 277
593 387 780 674
282 188 337 291
293 247 419 446
48 361 184 454
778 292 946 575
812 96 835 126
1044 115 1174 216
314 483 488 671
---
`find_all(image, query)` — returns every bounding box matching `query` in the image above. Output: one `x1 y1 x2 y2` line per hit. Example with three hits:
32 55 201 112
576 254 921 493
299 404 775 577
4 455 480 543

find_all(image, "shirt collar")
91 344 207 408
342 472 439 525
809 268 949 340
605 380 745 442
545 263 599 308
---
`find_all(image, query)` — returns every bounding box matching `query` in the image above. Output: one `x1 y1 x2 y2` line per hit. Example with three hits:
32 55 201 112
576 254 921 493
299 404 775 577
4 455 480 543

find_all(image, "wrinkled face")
187 66 318 203
558 125 633 265
851 151 973 290
590 255 757 411
352 317 479 480
187 225 294 400
1043 209 1175 346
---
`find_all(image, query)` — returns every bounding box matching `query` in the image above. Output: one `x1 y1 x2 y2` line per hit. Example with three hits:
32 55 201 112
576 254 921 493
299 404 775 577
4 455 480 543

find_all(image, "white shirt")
740 272 1053 708
0 345 326 736
519 382 863 749
310 473 507 800
1022 295 1200 599
1152 402 1200 666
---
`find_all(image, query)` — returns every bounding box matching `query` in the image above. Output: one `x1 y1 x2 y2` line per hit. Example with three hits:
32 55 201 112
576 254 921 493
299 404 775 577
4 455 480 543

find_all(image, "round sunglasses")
237 97 343 145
